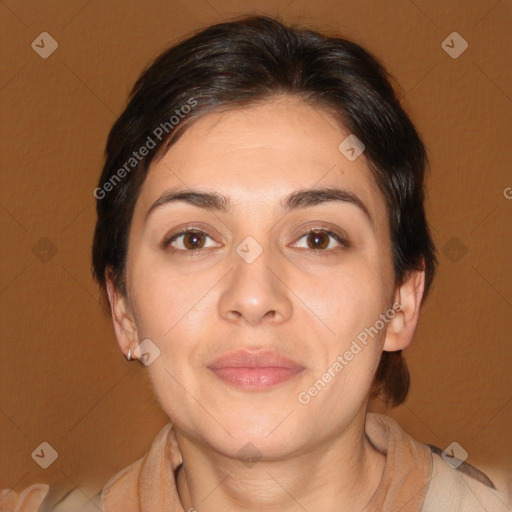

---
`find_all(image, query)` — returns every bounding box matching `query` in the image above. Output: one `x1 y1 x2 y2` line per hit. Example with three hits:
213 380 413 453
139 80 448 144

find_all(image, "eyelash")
163 226 350 255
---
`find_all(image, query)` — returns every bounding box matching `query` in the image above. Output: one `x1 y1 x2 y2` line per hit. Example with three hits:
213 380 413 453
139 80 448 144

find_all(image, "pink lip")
208 350 305 390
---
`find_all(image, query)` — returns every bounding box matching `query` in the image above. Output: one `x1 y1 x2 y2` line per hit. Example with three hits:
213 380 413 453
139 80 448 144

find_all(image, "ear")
105 271 138 357
383 268 425 352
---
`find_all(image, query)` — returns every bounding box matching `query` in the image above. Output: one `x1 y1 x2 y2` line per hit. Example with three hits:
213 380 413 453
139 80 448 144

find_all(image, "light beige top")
1 413 510 511
99 412 511 511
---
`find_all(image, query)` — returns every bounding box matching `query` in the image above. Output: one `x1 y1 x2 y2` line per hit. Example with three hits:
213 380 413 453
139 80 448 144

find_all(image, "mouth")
207 349 305 391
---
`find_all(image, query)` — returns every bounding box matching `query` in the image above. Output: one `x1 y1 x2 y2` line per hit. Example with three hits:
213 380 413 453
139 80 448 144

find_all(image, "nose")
218 242 293 327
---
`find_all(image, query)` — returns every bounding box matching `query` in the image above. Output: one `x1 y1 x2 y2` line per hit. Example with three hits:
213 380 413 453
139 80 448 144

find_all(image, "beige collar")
101 412 433 511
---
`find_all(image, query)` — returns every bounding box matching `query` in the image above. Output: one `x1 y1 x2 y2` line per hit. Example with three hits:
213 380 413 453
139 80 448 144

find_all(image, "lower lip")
209 367 304 390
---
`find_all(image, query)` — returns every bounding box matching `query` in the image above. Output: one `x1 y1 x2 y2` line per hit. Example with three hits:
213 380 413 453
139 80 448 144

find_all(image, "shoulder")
100 457 144 512
366 413 511 511
421 445 512 512
100 422 176 512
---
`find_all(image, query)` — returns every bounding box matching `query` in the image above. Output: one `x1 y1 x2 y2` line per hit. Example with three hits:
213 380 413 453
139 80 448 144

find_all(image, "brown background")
1 0 511 509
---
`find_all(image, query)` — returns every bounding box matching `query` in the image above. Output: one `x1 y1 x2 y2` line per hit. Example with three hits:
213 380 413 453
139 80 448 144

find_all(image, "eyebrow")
144 186 373 227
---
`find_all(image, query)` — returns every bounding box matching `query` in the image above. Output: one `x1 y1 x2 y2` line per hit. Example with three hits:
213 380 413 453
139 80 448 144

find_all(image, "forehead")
134 95 387 225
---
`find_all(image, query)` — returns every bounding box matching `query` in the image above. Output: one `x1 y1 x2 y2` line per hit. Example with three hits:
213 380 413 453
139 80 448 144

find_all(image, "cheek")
128 248 202 339
295 260 389 392
305 258 389 335
130 274 210 425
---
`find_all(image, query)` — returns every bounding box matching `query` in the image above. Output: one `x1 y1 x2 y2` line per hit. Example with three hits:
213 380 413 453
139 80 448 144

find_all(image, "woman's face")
118 95 399 459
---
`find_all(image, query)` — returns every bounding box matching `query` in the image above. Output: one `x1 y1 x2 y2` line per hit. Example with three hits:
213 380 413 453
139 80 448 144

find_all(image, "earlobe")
383 269 425 352
105 271 138 354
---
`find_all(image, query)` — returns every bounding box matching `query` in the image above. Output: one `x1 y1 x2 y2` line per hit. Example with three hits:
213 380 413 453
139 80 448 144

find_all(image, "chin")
213 428 303 463
203 412 303 455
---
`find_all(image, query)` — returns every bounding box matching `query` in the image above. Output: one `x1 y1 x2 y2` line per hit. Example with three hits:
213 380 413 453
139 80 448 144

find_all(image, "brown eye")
291 228 349 252
307 231 330 249
165 229 219 253
182 232 206 250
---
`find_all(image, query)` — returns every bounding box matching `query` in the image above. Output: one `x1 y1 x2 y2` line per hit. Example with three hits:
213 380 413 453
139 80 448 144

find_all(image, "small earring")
124 349 132 361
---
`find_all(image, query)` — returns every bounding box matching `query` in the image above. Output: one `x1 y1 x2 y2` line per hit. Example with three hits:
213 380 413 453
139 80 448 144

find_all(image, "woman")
4 14 508 512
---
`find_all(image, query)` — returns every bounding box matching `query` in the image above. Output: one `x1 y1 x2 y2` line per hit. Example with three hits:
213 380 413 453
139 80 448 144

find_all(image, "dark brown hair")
92 15 438 407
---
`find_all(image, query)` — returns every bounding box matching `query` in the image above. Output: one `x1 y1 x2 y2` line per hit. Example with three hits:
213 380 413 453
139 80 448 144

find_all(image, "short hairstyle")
92 15 438 407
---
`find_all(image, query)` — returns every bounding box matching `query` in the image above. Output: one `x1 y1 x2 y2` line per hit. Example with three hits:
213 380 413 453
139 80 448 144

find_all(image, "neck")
174 410 386 512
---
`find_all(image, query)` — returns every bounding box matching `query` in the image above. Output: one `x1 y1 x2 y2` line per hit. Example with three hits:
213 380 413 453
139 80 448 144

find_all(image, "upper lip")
207 349 304 369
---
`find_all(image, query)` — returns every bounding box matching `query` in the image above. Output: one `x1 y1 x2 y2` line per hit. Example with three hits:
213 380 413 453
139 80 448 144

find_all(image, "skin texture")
106 95 425 512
